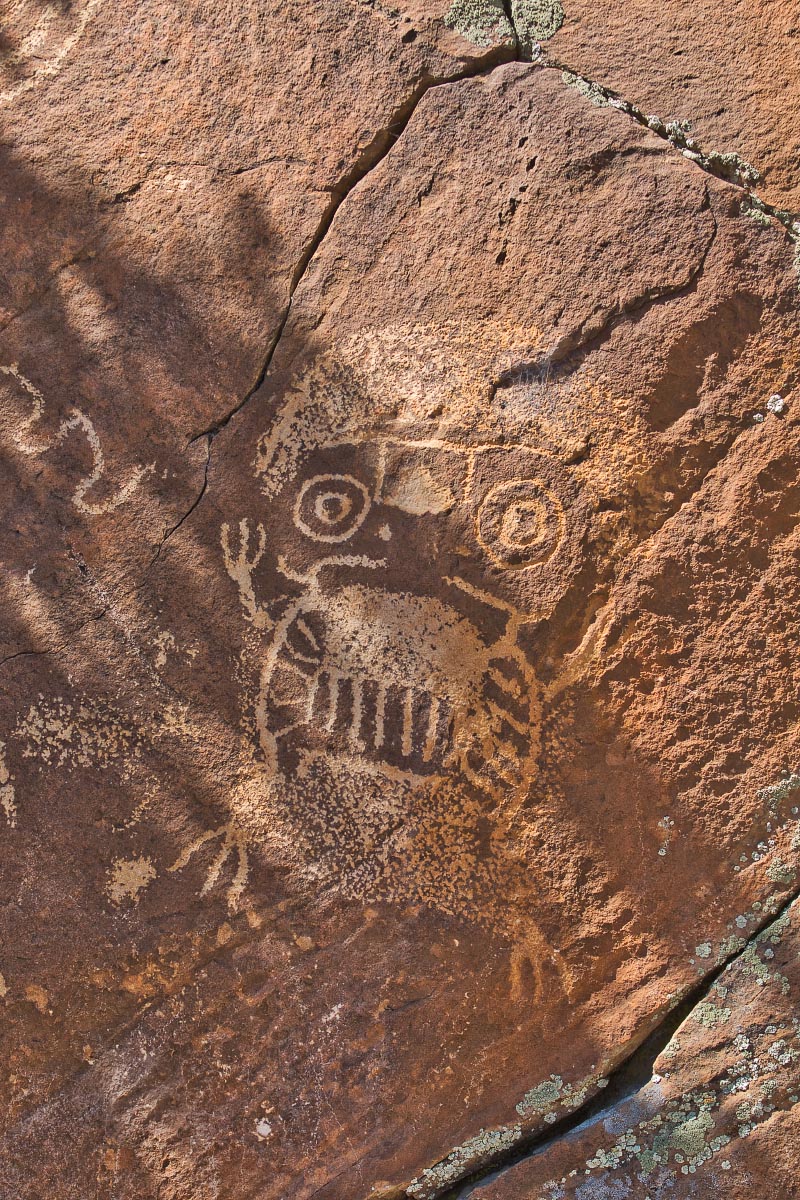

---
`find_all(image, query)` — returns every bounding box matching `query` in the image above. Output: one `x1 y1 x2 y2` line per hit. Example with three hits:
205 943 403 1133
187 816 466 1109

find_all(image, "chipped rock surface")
0 4 799 1200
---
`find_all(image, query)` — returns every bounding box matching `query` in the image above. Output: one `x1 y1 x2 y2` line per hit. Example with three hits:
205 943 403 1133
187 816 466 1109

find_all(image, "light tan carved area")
0 0 104 105
213 320 613 1002
198 312 795 1028
0 364 152 515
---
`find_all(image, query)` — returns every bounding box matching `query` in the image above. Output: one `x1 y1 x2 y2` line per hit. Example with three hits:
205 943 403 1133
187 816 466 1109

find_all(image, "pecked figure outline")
219 331 591 998
223 431 586 809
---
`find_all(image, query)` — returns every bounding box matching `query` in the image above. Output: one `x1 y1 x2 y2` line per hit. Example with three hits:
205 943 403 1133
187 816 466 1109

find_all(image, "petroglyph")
169 822 250 911
222 325 589 997
0 0 104 105
14 695 141 772
106 855 156 906
0 363 152 514
256 574 540 799
0 742 17 827
221 519 272 630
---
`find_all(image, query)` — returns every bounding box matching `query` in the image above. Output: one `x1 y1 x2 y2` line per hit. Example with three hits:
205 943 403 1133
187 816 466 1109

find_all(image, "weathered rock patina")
1 4 798 1200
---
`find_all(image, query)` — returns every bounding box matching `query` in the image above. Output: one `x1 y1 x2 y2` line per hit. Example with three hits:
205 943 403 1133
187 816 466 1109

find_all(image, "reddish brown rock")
471 899 800 1200
0 0 513 652
1 7 799 1200
544 0 800 212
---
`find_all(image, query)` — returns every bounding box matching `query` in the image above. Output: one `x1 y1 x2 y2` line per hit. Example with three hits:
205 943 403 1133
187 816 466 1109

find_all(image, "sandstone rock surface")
472 897 800 1200
546 0 800 212
1 4 799 1200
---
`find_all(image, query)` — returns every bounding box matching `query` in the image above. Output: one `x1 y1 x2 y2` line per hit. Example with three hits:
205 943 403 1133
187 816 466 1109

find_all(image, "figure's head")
254 324 587 621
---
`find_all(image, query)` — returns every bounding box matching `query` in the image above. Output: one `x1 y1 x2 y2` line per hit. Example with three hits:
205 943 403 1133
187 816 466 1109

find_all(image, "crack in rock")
148 433 211 567
541 58 800 241
489 191 718 392
189 50 515 451
391 884 800 1200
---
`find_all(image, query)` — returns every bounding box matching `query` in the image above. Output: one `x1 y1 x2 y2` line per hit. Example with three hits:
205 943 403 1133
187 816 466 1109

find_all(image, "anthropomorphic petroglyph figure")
222 328 589 997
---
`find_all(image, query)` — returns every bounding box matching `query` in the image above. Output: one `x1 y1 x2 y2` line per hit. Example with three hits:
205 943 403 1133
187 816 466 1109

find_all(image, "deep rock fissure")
396 883 800 1200
500 1 520 52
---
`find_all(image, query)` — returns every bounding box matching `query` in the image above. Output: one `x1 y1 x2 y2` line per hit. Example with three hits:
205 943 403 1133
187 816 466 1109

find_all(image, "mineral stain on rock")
0 3 799 1200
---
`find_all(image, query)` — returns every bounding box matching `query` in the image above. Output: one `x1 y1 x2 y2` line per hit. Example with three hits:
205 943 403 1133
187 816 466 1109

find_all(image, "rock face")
472 899 800 1200
0 4 798 1200
546 0 800 211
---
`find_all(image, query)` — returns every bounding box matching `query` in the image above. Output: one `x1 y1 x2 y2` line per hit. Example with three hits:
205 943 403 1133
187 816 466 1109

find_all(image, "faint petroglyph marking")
106 855 156 906
24 983 49 1013
14 695 141 771
220 323 589 1000
0 0 104 105
169 822 250 911
0 741 17 826
153 631 176 670
254 319 547 495
0 364 152 514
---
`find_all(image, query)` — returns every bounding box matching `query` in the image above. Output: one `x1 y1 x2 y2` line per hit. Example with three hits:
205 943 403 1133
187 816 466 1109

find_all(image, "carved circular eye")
294 474 371 543
476 479 564 569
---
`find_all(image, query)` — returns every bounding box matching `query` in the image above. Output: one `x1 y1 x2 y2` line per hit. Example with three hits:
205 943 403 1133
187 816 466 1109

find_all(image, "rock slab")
1 4 799 1199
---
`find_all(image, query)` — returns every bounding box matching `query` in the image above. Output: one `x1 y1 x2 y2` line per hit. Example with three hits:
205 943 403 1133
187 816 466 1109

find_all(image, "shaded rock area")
0 3 798 1200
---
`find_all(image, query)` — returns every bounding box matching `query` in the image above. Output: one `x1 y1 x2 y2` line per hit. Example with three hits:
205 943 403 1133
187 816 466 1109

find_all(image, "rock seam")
387 883 800 1200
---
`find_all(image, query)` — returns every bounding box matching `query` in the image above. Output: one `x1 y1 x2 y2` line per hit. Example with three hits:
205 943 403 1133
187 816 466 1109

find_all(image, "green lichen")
511 0 564 54
443 0 511 46
662 1035 681 1060
516 1075 563 1114
717 934 747 964
407 1123 522 1198
757 908 791 945
694 1002 732 1029
669 1108 715 1160
757 773 800 815
702 150 760 187
561 69 611 108
744 203 773 228
766 858 797 886
737 937 791 995
516 1070 608 1119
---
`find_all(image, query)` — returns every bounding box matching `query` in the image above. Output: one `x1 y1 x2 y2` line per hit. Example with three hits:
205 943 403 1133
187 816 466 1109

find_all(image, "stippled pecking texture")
0 6 798 1200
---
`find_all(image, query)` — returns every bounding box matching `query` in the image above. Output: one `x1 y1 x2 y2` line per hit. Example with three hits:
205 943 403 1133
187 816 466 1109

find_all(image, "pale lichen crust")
511 0 565 54
443 0 512 47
